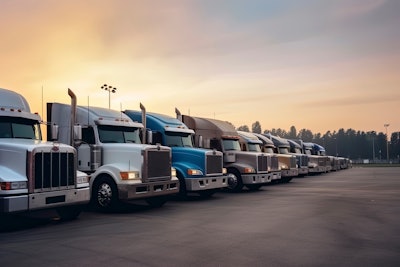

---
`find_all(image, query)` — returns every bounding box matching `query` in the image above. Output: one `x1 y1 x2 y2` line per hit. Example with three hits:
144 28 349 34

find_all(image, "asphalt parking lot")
1 167 400 267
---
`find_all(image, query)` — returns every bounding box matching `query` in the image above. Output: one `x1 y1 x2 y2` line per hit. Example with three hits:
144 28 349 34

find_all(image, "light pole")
384 123 390 162
101 84 117 109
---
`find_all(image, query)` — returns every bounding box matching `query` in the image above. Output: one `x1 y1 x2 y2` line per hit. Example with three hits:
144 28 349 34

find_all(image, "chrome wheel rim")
97 183 112 207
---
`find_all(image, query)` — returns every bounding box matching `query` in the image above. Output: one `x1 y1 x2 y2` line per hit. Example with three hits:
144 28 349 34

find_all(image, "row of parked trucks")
0 88 351 220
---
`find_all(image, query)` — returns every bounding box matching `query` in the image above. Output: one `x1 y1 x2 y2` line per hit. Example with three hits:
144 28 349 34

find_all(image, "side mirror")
74 124 82 141
198 135 203 148
147 130 153 144
51 124 59 141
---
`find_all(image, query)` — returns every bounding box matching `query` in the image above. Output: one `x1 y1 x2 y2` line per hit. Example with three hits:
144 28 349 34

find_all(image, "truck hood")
0 139 75 183
0 138 75 152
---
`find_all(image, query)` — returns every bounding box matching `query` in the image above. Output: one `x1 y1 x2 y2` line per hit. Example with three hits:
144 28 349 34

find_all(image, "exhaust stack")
175 107 182 121
140 103 146 144
68 88 77 146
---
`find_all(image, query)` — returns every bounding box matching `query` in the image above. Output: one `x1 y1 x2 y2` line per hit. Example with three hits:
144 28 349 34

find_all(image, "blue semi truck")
124 106 228 197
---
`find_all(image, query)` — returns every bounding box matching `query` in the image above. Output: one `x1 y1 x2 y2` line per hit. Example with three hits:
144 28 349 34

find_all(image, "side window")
0 122 12 138
82 127 95 144
152 132 163 145
210 139 221 151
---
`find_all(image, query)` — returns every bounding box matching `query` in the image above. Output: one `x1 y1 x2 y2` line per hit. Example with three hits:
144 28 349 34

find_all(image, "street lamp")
101 84 117 109
384 123 390 163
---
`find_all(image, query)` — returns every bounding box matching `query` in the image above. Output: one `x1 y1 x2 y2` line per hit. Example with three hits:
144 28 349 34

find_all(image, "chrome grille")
318 157 326 167
301 155 309 166
257 155 268 172
143 149 171 181
206 154 223 174
34 152 75 191
290 157 297 168
271 156 279 171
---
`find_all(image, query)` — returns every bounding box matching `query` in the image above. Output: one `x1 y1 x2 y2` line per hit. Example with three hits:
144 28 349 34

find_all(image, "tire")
56 205 82 221
227 170 243 192
177 173 187 198
146 196 168 208
91 176 119 211
246 184 262 191
280 177 293 183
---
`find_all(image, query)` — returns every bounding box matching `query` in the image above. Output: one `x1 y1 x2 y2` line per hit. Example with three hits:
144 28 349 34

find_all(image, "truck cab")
181 115 271 192
311 143 333 172
47 89 179 211
124 108 228 197
237 131 280 181
287 139 309 176
253 133 297 183
298 141 327 174
0 88 90 220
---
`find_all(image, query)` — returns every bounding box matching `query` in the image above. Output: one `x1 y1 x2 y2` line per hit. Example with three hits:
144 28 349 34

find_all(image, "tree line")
237 121 400 162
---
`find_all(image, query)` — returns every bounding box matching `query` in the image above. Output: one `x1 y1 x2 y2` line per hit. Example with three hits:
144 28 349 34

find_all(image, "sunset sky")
1 0 399 137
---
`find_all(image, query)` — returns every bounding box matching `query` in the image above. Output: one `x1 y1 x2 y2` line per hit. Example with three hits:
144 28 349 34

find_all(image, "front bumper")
118 178 179 200
0 187 90 213
185 175 228 191
241 173 272 185
298 166 309 175
281 168 299 177
308 166 326 173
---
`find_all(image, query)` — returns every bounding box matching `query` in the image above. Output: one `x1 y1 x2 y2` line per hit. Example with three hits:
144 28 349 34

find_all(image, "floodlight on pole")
101 84 117 109
384 123 390 162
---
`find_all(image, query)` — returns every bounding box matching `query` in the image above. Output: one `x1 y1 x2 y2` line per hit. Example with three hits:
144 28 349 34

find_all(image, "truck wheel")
227 170 243 192
56 206 82 221
146 196 168 208
91 176 119 211
280 177 293 183
177 173 187 198
246 184 262 191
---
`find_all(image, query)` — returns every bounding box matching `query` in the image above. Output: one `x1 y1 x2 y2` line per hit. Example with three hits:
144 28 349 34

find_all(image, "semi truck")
47 89 179 211
0 88 90 220
267 134 305 177
179 114 271 191
124 107 228 197
296 141 327 174
253 133 297 183
237 131 281 182
311 143 333 172
287 139 310 176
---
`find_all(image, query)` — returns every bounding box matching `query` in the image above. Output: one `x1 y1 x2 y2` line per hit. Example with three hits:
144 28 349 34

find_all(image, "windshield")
165 132 193 147
279 147 289 154
247 143 261 152
98 125 141 143
0 117 41 140
263 147 274 154
222 139 241 151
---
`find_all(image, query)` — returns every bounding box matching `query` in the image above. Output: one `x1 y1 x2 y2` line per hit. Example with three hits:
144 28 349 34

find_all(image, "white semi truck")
47 89 179 211
0 88 90 220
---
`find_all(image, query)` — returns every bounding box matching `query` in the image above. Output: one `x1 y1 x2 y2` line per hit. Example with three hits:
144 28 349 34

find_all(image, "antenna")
87 95 90 126
41 86 44 119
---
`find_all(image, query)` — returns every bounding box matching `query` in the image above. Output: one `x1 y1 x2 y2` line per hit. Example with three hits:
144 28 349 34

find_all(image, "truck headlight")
243 167 255 173
120 171 140 180
77 175 90 184
280 164 288 170
187 169 203 176
171 167 177 177
222 168 227 174
0 181 27 190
